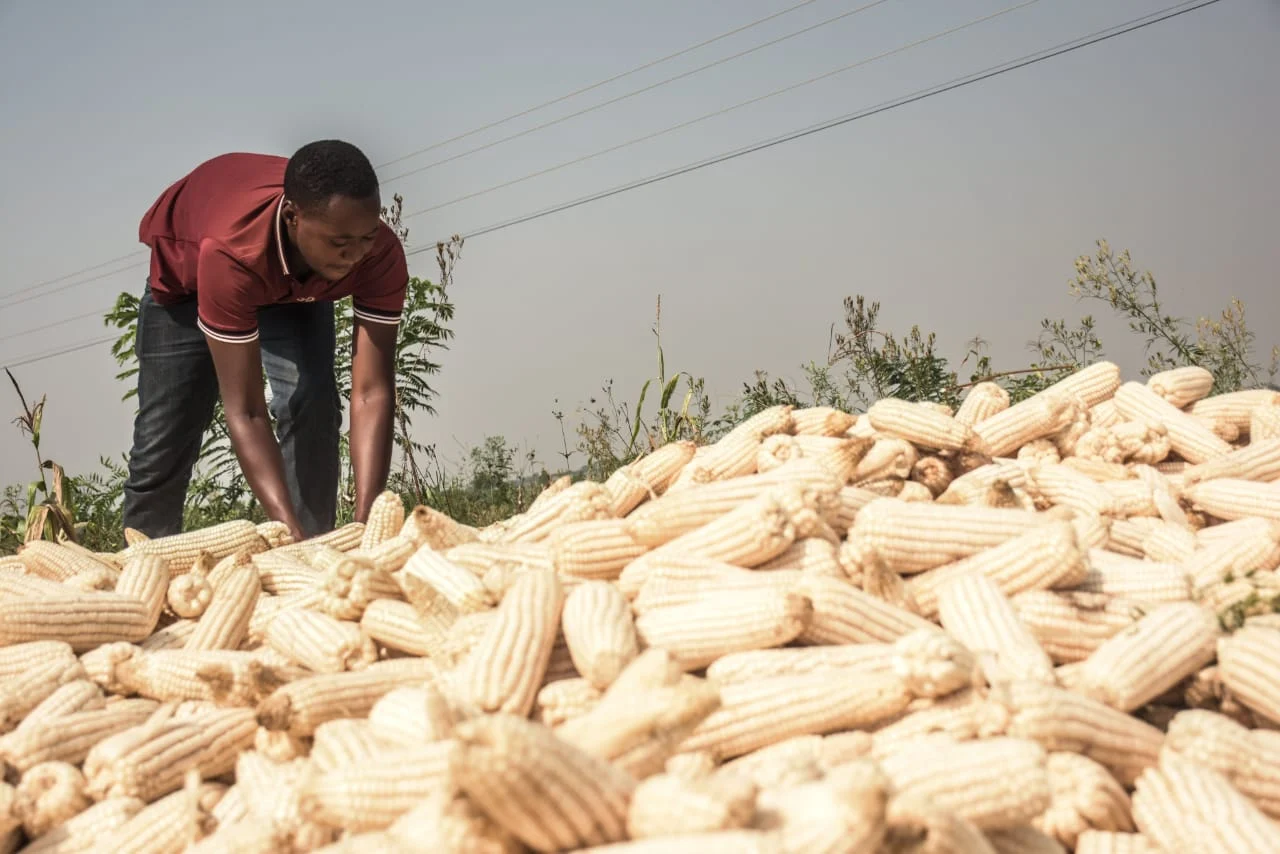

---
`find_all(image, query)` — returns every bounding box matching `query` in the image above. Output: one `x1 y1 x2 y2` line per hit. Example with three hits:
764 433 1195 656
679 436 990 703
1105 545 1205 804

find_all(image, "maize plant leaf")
629 378 652 455
24 505 49 543
44 502 78 544
660 374 681 410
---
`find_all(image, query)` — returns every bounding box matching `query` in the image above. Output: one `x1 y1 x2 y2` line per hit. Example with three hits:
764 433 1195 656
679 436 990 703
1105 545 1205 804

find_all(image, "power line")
406 0 1222 251
374 0 828 171
1 335 118 371
400 0 1046 222
381 0 896 185
5 0 1225 367
0 2 825 304
0 258 148 311
0 307 113 345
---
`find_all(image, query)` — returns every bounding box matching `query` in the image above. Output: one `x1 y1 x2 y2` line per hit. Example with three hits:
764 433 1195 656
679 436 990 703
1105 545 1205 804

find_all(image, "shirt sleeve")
195 241 261 344
351 231 408 326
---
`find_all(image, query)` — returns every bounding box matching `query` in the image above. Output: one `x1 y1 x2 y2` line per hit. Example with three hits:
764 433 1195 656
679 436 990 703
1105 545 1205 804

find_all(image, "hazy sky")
1 0 1277 491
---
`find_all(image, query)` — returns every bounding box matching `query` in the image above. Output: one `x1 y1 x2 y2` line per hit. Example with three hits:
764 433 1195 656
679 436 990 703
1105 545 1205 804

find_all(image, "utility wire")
404 0 1221 252
381 0 896 185
4 0 1226 367
0 0 827 303
374 0 827 170
400 0 1046 222
0 308 112 345
0 258 148 311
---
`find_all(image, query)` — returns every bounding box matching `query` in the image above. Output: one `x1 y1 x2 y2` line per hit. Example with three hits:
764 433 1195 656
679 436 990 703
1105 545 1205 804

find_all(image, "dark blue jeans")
121 282 341 540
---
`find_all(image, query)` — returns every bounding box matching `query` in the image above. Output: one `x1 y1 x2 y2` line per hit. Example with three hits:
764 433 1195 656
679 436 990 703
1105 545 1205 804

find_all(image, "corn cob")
496 481 615 544
1071 601 1220 712
1113 381 1233 463
18 541 119 584
851 437 918 483
1009 591 1144 664
1162 708 1280 818
956 381 1011 426
1002 680 1165 786
561 580 639 689
451 712 637 852
165 571 212 619
624 770 757 840
298 739 459 831
624 459 839 549
1183 438 1280 487
380 789 524 853
1109 419 1174 466
1073 830 1162 853
758 537 842 576
443 541 555 576
535 678 603 726
400 545 494 614
828 486 880 536
762 760 889 854
1185 477 1280 523
1146 365 1214 408
550 519 649 580
669 405 793 490
310 548 401 620
910 453 954 498
936 573 1056 684
706 643 897 686
263 608 377 673
453 568 564 717
791 405 856 437
18 680 105 732
879 735 1052 830
95 776 224 854
1077 552 1192 606
0 640 76 679
796 573 937 645
19 796 146 854
230 751 334 849
849 498 1051 575
13 760 92 837
632 562 800 616
1032 751 1135 847
0 698 159 772
119 520 266 576
1184 522 1280 589
882 792 998 854
256 658 441 738
1139 522 1197 563
974 391 1080 459
364 683 456 744
634 587 811 671
0 592 155 651
1191 387 1280 427
82 707 256 802
906 521 1087 619
359 597 454 658
112 553 171 628
181 562 259 652
1215 626 1280 724
358 491 405 551
1131 754 1280 852
0 656 87 732
867 398 984 453
986 826 1069 854
249 550 320 596
1250 402 1280 442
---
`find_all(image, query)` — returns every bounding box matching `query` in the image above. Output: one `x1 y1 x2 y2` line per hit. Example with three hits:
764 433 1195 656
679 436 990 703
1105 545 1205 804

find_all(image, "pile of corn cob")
2 362 1280 853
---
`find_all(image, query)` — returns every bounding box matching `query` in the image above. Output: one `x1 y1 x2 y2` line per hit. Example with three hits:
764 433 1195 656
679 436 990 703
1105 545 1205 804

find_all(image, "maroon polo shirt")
138 152 407 344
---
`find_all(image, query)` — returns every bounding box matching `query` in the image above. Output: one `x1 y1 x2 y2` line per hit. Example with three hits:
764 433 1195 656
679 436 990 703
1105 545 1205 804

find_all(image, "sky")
1 0 1278 491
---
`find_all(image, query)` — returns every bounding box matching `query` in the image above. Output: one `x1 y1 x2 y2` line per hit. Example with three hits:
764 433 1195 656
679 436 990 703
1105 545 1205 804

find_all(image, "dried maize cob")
632 563 799 615
1184 523 1280 589
1131 754 1280 852
937 574 1056 684
796 573 937 645
1073 830 1162 854
851 437 918 483
256 658 441 738
0 592 155 651
359 597 454 658
974 391 1079 459
17 680 105 732
381 788 523 853
535 678 602 727
910 454 954 498
358 491 405 551
985 827 1068 854
706 643 896 685
400 545 494 614
1185 477 1280 522
451 712 637 852
182 562 259 651
452 568 563 717
0 640 76 679
758 537 842 577
113 553 171 628
762 760 888 853
1071 601 1220 712
165 571 212 619
634 587 811 671
298 739 459 832
1002 680 1165 786
265 609 377 673
906 521 1087 619
231 752 333 850
497 480 615 544
868 397 984 453
82 707 256 802
0 656 86 732
1077 552 1192 605
1113 381 1233 463
1140 522 1197 563
95 777 223 854
673 405 793 489
849 498 1051 576
1009 591 1144 664
0 699 159 772
367 682 455 744
1033 751 1134 847
714 734 824 790
19 796 146 854
956 382 1011 426
120 520 266 576
249 550 320 596
13 760 91 837
1162 708 1280 818
881 792 998 854
1250 402 1280 442
550 519 649 580
1183 438 1280 487
18 541 119 584
879 735 1052 830
1147 365 1214 408
791 405 856 437
1215 626 1280 724
1191 387 1280 428
625 770 757 840
561 580 639 689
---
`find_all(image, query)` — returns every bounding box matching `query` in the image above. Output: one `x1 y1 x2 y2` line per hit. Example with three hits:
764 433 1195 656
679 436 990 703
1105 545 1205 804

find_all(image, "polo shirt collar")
275 195 292 277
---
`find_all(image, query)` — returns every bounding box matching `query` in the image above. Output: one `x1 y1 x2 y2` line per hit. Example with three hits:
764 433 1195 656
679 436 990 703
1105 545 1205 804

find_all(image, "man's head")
281 139 383 281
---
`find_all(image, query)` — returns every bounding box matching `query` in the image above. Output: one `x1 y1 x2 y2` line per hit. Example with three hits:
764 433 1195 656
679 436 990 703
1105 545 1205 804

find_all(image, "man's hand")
349 317 398 523
205 335 306 537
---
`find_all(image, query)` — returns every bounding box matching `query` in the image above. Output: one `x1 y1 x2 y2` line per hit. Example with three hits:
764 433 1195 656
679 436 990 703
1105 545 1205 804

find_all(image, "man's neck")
281 231 313 281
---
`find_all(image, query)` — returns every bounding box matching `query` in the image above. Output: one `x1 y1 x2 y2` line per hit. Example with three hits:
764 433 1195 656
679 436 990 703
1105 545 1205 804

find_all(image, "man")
122 140 406 544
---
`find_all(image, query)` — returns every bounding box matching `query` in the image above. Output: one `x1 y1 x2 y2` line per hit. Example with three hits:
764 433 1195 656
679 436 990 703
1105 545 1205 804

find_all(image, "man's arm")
205 336 306 541
349 316 398 524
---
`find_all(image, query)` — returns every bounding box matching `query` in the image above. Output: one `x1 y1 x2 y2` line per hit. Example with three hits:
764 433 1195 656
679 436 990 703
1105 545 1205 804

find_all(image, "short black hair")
284 139 380 210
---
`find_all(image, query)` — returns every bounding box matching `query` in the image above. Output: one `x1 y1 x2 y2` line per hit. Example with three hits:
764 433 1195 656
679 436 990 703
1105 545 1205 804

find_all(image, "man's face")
285 195 382 281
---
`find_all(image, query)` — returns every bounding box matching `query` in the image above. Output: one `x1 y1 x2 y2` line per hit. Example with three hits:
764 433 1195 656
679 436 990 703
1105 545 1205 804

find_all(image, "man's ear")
281 199 299 230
